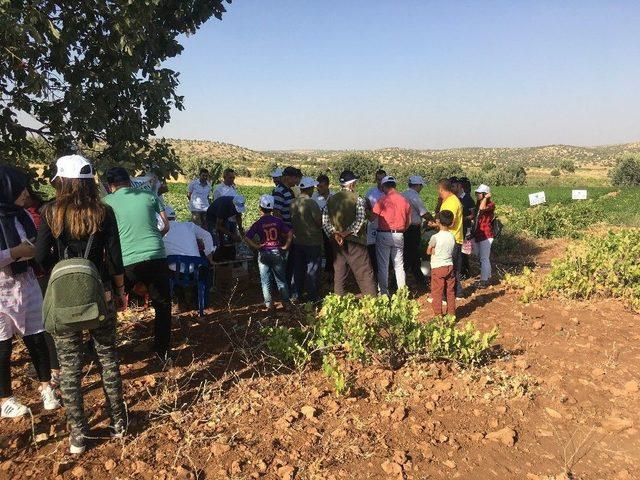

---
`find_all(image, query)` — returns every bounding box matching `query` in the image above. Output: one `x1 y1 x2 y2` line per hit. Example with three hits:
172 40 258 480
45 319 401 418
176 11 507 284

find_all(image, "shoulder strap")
84 234 95 259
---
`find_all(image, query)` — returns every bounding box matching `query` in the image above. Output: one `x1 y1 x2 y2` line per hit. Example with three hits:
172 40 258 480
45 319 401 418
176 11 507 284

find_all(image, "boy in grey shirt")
427 210 456 316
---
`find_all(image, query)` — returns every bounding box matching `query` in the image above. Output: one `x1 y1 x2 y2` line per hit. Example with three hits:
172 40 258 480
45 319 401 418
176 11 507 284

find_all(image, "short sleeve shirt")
188 180 212 212
440 194 463 244
273 184 295 227
428 231 456 269
475 201 495 242
372 190 411 232
103 187 166 266
206 196 238 227
246 215 290 251
402 189 428 225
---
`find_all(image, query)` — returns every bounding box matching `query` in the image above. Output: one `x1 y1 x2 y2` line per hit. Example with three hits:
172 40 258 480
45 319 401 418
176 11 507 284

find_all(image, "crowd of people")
0 156 496 454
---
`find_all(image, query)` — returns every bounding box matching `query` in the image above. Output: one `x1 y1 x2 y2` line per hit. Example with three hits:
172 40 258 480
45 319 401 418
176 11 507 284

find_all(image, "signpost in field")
572 189 588 200
528 191 546 206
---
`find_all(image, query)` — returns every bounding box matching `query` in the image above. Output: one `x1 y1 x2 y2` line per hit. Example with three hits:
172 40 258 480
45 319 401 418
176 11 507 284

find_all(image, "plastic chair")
167 255 211 317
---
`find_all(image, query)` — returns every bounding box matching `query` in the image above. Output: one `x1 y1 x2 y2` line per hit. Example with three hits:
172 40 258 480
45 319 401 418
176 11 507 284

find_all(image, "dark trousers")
0 332 51 397
452 243 464 298
44 333 60 370
54 318 125 435
214 245 236 262
403 225 426 286
461 253 470 277
286 246 296 298
367 244 378 281
333 241 377 297
322 232 334 274
431 266 456 316
292 244 322 302
124 258 172 357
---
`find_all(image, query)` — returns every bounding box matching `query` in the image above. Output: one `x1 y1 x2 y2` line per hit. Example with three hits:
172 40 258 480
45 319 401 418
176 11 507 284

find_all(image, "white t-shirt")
428 230 455 269
188 180 212 212
402 188 428 226
163 221 216 272
312 190 335 210
364 187 385 245
213 183 237 200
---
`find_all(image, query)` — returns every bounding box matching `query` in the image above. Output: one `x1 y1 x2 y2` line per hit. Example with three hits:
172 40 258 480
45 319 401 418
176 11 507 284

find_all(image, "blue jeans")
258 250 290 307
292 244 322 303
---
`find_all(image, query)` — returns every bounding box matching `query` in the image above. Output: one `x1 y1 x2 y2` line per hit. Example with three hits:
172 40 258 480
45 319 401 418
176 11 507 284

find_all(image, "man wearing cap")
403 175 431 288
206 194 246 262
290 176 323 303
270 168 283 192
322 170 377 297
372 176 412 295
312 174 335 274
272 166 300 292
104 167 173 360
364 169 387 278
187 168 211 228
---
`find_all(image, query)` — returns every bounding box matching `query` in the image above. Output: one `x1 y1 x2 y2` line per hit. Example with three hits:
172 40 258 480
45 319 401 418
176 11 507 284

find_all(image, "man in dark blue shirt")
206 194 246 261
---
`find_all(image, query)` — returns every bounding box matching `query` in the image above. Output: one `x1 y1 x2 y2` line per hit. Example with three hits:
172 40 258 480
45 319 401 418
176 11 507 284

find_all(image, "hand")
10 241 36 260
333 233 344 247
281 243 290 252
486 192 491 199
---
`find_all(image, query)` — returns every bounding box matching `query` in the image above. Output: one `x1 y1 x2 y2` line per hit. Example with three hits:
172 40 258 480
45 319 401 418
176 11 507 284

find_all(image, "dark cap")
106 166 130 184
339 169 359 185
448 176 461 184
282 166 301 177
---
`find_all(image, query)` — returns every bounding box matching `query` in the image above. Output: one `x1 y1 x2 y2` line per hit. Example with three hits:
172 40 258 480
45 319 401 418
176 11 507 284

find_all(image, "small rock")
300 405 317 419
381 460 403 475
591 368 605 378
276 465 296 480
532 321 544 330
34 432 48 443
71 466 87 478
1 461 14 472
211 442 231 457
624 380 638 393
515 359 530 370
602 416 633 433
442 460 456 469
616 469 632 479
435 380 453 391
104 459 116 471
486 427 517 447
391 406 408 422
545 407 563 419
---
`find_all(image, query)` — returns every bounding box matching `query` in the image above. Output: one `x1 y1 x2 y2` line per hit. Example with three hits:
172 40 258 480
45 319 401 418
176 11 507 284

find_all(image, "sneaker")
1 397 29 418
40 385 61 411
110 418 128 439
455 297 464 302
427 298 446 305
69 429 86 454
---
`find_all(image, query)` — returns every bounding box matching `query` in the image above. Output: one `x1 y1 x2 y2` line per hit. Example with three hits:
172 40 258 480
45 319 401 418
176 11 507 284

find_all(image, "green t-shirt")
291 196 322 246
103 187 166 266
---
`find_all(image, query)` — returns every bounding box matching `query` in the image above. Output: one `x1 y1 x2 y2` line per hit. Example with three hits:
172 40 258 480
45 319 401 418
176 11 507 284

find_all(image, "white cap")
475 184 491 194
232 194 246 213
165 205 177 219
271 168 283 178
408 175 426 186
299 176 318 190
259 194 275 209
52 155 94 180
381 175 397 185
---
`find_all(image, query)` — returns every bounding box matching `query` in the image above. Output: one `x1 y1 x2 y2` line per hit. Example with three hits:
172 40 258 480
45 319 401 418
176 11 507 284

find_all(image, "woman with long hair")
0 165 60 418
35 155 127 454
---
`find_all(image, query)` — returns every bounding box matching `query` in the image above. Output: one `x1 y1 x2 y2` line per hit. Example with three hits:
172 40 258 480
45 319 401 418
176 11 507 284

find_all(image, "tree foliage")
333 153 380 181
609 157 640 187
0 0 231 179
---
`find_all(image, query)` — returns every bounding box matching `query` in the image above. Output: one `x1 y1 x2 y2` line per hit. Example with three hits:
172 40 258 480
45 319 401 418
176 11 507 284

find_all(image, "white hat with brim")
299 176 318 190
52 155 94 181
381 175 397 185
233 195 246 213
271 168 283 178
165 205 177 219
475 184 491 194
408 175 426 186
259 194 274 210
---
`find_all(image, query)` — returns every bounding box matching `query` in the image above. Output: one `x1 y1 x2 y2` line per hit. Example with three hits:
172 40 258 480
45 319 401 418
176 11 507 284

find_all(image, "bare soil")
0 237 638 480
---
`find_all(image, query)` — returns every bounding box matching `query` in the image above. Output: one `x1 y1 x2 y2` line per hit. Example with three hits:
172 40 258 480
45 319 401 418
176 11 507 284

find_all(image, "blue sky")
158 0 640 150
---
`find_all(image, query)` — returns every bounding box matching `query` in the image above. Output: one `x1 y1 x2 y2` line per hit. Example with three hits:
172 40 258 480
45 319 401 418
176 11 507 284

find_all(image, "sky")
158 0 640 151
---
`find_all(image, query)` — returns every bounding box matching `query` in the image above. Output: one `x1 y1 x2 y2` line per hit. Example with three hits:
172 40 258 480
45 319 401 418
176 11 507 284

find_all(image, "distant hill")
166 138 640 175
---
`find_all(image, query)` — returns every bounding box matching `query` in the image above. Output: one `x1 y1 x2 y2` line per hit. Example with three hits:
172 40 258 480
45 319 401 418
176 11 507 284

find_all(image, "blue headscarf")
0 164 37 274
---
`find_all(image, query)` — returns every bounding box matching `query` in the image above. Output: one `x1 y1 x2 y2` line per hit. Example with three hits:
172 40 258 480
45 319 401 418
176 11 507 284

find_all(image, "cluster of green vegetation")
505 230 640 312
262 289 498 395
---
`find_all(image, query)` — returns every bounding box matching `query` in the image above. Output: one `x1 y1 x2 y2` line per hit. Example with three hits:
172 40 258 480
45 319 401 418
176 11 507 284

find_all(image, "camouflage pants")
53 315 125 434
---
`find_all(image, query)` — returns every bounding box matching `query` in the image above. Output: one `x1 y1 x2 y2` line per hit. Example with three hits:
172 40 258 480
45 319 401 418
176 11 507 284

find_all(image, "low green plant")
507 200 603 238
261 325 311 369
424 315 499 365
321 354 354 396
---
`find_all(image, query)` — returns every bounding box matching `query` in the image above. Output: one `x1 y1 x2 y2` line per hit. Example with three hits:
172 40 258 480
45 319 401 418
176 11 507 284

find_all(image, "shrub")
550 169 561 177
180 156 224 182
424 162 465 183
333 153 380 181
558 159 576 173
262 289 498 394
609 157 640 186
492 163 527 186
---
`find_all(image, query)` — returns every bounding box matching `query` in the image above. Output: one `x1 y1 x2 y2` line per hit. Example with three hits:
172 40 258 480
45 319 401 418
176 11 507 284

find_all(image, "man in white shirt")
162 206 216 270
213 168 237 200
187 168 212 227
402 175 432 288
311 174 334 210
364 169 386 281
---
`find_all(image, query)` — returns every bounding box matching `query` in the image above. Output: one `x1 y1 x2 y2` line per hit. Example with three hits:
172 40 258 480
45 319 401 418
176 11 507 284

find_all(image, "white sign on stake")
572 189 588 200
528 191 546 206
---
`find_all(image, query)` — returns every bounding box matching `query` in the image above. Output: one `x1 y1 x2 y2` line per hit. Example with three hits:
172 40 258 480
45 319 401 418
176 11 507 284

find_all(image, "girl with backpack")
35 155 127 454
0 165 61 418
472 184 496 286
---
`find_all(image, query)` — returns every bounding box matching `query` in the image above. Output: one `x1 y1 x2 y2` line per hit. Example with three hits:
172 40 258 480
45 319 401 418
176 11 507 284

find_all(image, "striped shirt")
273 184 295 227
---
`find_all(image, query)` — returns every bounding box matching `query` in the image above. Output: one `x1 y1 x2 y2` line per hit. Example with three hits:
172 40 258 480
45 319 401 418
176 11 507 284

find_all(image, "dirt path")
0 239 638 480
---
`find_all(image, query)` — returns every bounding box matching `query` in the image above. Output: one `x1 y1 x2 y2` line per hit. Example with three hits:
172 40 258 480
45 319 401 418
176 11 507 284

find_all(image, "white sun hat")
52 155 94 180
381 175 397 185
271 168 283 177
232 194 246 213
475 184 491 194
408 175 426 186
259 194 274 210
298 176 318 189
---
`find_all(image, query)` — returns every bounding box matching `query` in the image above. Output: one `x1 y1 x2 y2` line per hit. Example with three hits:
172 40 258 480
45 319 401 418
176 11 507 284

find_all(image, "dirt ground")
0 238 638 480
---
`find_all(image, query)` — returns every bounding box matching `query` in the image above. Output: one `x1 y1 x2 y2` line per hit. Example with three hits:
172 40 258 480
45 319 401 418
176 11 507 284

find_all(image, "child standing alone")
427 210 457 316
244 195 294 311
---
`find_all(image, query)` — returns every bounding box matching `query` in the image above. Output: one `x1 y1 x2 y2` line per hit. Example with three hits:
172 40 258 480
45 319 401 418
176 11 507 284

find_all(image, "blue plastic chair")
167 255 211 317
